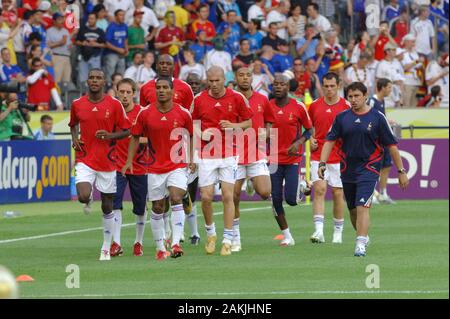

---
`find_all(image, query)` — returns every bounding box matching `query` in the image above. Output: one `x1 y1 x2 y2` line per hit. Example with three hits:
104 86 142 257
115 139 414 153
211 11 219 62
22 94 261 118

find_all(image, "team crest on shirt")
367 122 372 131
173 119 179 128
257 104 263 112
174 93 179 100
289 112 294 121
228 104 233 112
105 109 110 119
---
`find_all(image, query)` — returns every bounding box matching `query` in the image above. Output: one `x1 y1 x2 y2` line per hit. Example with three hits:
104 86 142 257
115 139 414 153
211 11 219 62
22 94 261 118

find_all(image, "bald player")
191 66 253 256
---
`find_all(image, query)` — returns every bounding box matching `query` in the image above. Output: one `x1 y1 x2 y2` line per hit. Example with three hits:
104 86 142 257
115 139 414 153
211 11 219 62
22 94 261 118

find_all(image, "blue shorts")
343 181 377 210
381 147 392 168
113 172 148 215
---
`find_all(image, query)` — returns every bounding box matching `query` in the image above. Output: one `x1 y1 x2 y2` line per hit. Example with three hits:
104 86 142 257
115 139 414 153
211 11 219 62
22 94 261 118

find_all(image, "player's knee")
78 194 90 204
152 203 164 214
101 203 113 214
314 185 327 197
258 189 271 200
331 188 344 198
222 192 234 204
170 194 183 205
200 189 214 202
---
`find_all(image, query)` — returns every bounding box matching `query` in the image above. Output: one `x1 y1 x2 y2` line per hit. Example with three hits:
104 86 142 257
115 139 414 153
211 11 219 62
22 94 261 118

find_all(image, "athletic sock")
135 211 147 244
232 218 240 243
333 218 344 233
313 215 324 233
356 236 368 247
171 204 185 246
223 228 234 245
150 211 165 251
102 212 115 252
112 209 122 245
282 228 292 240
381 188 387 197
205 223 216 237
187 205 200 237
163 212 171 239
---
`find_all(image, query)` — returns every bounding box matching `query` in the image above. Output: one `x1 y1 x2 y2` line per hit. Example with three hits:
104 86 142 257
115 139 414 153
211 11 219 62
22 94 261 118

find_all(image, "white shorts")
198 157 238 187
75 162 116 194
236 160 270 180
310 161 343 188
187 169 198 185
147 168 188 201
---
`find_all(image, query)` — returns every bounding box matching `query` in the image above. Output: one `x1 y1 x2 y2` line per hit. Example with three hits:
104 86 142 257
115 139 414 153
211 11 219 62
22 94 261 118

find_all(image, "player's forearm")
126 136 140 163
109 129 130 140
70 125 79 142
296 128 312 145
319 140 335 162
388 145 405 171
235 119 252 129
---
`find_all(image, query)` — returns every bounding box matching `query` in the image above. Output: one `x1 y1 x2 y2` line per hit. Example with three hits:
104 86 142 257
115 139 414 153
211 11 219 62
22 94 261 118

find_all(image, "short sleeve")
115 101 131 130
68 102 78 127
297 101 312 130
326 115 343 141
105 25 113 42
236 93 253 121
191 97 200 120
183 109 193 136
130 110 145 136
378 112 398 147
184 82 194 108
263 99 276 124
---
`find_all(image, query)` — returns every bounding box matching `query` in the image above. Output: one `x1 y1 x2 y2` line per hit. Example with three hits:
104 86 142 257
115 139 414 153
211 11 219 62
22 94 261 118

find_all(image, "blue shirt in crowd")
105 22 128 55
242 31 263 53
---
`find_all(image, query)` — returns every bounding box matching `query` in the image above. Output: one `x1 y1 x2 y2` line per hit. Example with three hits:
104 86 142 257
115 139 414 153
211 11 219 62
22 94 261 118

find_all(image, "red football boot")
110 241 123 257
133 242 143 256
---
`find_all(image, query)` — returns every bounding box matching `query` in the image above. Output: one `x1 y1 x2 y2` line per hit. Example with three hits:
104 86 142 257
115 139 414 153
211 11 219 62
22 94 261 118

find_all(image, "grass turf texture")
0 200 448 299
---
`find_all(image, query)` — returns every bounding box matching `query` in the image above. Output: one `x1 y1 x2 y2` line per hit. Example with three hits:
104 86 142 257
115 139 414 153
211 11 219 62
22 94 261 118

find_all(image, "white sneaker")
354 244 366 257
280 237 295 246
371 195 380 205
99 250 111 261
310 230 325 243
83 198 93 215
332 231 343 244
366 236 370 247
231 240 241 252
379 194 396 204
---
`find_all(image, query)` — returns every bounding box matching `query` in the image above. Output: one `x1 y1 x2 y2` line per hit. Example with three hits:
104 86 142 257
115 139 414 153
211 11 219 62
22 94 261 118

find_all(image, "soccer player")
69 69 131 261
139 53 194 244
308 72 350 244
269 74 312 247
232 66 275 252
123 77 194 260
110 78 148 257
191 66 253 256
319 82 409 257
368 78 396 204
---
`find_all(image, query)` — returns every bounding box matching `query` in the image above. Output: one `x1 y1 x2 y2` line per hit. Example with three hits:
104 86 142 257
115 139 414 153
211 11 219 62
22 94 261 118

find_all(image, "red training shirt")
374 35 389 61
140 78 194 109
68 95 131 172
308 97 351 164
155 26 185 55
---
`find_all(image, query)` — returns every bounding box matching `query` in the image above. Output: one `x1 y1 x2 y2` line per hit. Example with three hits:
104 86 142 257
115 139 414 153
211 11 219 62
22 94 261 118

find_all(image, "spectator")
107 72 123 97
155 11 185 58
345 51 373 95
350 31 371 64
26 57 63 110
262 22 283 52
46 12 72 83
306 2 331 34
429 0 449 53
127 10 146 65
401 34 423 107
189 3 216 42
170 0 190 32
376 42 405 108
0 47 26 87
38 1 53 30
124 51 143 81
217 9 242 57
0 7 21 55
391 6 410 47
204 35 232 75
417 85 444 107
218 0 243 23
104 0 134 22
13 9 33 73
232 38 256 69
34 114 55 140
75 12 106 84
185 72 204 94
259 44 275 75
304 57 323 99
271 39 293 73
425 52 449 107
179 47 206 81
266 0 290 40
292 56 311 98
0 92 31 141
314 0 335 22
383 0 401 21
126 0 160 40
93 4 109 32
104 9 129 84
309 42 330 84
296 23 320 63
410 5 436 58
347 0 367 35
27 44 53 76
154 0 176 23
241 19 262 55
247 0 266 26
372 20 397 61
324 30 344 73
287 3 307 43
251 58 272 97
135 51 157 87
189 29 213 63
30 9 47 49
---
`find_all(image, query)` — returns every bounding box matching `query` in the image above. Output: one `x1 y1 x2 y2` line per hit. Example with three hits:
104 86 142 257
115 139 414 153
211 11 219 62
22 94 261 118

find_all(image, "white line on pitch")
22 290 449 298
0 206 273 244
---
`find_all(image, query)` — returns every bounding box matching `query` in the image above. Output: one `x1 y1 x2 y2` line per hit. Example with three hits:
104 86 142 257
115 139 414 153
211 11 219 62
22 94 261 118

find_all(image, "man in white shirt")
124 51 143 81
248 0 266 25
179 48 206 81
125 0 160 37
401 34 423 107
135 51 157 87
104 0 134 22
306 2 331 34
410 5 436 58
376 42 405 108
345 52 374 95
266 0 290 40
426 52 449 107
204 37 232 75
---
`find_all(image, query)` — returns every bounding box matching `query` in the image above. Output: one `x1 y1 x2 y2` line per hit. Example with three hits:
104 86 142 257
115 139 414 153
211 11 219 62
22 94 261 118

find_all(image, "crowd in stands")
0 0 448 113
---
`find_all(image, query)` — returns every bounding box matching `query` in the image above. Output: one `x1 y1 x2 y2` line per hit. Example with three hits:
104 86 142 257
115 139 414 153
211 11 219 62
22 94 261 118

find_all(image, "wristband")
398 168 407 174
319 162 326 168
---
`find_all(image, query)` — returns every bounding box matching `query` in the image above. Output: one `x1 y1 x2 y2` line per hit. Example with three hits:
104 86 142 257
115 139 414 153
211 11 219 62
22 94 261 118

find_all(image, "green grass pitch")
0 200 448 299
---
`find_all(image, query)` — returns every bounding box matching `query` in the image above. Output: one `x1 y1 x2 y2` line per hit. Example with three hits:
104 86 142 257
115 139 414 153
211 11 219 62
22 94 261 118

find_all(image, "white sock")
223 228 233 245
381 188 387 197
187 205 200 237
102 212 115 251
135 211 147 244
282 228 292 239
112 209 122 245
205 223 216 237
356 236 368 247
333 218 344 233
233 218 240 243
163 212 171 239
313 215 324 232
171 204 185 246
150 211 165 251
